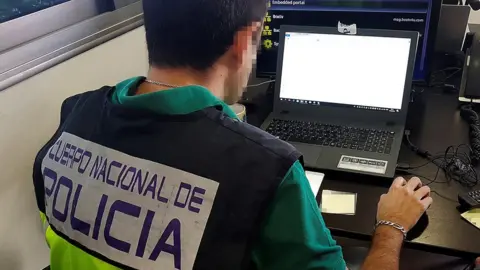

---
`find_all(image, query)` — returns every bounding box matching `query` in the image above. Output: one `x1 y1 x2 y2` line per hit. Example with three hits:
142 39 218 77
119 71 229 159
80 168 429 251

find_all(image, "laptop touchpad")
292 143 322 167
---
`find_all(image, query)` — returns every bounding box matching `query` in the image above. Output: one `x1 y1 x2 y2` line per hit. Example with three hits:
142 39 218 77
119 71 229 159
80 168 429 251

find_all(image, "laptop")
261 26 419 178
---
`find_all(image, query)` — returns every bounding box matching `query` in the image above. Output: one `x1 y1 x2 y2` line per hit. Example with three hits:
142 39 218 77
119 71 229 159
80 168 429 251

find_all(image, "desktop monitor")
256 0 441 82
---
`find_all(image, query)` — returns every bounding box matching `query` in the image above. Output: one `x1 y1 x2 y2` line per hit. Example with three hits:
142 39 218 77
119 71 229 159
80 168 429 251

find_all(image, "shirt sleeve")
251 160 346 270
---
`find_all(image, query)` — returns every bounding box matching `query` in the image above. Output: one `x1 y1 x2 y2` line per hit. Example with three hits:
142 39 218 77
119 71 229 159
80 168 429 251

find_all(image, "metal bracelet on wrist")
374 220 407 239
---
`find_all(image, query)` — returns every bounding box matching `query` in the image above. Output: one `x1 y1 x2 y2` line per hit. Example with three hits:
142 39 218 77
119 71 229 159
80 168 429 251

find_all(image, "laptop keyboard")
266 119 395 154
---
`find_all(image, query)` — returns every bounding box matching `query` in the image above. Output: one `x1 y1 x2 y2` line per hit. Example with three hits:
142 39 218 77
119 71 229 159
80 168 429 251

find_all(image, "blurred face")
223 22 263 104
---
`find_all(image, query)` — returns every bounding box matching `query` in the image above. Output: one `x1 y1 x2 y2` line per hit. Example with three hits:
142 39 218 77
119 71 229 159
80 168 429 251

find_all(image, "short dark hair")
143 0 267 71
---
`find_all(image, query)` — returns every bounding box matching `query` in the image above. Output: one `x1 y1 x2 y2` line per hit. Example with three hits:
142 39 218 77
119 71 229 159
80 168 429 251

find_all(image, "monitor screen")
257 0 439 81
279 32 412 112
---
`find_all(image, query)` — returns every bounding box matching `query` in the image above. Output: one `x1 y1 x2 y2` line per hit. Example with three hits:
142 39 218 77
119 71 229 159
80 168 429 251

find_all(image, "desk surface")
245 85 480 257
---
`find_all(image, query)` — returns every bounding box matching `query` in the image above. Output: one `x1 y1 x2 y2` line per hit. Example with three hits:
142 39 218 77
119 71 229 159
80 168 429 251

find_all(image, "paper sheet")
305 170 325 196
321 190 357 215
461 208 480 230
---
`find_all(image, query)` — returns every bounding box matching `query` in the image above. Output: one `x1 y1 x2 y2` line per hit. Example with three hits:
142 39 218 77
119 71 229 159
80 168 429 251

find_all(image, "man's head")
143 0 267 104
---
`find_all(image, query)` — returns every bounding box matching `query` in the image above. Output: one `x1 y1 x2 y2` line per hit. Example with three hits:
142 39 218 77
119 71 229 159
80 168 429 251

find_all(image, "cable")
404 130 432 159
431 67 461 74
398 163 447 185
460 104 480 164
401 131 479 188
396 170 459 204
429 67 463 88
404 155 446 170
431 191 458 203
247 79 275 88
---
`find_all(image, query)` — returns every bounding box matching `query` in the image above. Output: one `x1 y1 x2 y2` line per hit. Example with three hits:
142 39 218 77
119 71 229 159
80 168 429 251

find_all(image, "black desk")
244 85 480 258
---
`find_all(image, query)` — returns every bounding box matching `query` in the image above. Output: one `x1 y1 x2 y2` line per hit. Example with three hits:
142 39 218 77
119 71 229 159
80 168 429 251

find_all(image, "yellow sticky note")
321 190 357 215
461 208 480 230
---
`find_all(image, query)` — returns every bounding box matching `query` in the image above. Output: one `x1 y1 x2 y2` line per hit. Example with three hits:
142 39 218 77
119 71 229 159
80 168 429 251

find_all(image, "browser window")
279 32 411 111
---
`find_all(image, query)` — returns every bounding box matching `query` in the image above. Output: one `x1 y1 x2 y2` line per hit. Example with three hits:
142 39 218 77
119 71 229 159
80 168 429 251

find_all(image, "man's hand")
362 177 433 270
377 177 433 231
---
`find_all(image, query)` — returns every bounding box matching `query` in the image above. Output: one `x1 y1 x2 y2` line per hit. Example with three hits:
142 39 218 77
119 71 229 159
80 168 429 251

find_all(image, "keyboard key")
265 119 394 154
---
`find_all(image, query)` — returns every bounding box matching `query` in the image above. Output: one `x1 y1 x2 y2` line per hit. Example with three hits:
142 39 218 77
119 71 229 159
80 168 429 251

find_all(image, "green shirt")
112 77 346 269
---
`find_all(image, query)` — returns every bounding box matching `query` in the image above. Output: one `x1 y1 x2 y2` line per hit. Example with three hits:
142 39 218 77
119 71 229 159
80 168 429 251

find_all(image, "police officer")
33 0 433 269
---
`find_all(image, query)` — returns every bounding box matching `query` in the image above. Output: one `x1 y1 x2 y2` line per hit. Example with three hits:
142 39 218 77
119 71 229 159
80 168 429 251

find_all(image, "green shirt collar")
112 77 238 119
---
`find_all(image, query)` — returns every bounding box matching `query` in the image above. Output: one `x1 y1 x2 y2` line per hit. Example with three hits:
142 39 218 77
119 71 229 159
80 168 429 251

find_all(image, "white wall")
469 8 480 24
0 26 148 270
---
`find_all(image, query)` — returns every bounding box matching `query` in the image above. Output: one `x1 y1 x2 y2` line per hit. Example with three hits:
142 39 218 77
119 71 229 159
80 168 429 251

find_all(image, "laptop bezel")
272 25 419 125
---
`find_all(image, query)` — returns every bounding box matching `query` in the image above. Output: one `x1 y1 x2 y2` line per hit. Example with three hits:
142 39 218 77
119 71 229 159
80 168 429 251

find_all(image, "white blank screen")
279 32 412 110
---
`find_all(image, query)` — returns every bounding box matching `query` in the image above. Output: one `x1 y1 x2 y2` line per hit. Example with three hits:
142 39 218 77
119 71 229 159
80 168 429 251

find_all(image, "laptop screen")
279 32 412 112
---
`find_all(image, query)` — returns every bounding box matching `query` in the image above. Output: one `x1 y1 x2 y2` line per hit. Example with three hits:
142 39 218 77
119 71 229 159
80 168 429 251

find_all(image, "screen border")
256 0 441 83
273 25 419 124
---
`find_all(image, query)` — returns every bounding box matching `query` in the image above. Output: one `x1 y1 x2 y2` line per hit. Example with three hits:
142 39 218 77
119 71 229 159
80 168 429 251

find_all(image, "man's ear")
230 22 262 68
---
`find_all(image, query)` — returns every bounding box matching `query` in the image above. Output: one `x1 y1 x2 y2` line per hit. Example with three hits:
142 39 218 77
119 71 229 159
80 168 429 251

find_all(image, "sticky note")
305 170 325 196
321 190 357 215
461 208 480 230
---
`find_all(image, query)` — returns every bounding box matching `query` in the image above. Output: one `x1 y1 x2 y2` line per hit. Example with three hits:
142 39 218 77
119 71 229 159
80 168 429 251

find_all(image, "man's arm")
362 226 403 269
362 177 433 270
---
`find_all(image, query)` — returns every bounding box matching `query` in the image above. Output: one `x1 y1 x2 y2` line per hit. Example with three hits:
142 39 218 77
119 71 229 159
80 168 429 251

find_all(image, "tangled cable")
399 133 479 188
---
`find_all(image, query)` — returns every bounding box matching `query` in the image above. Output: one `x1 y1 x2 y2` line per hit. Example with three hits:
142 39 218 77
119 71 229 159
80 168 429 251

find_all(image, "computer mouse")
406 213 429 241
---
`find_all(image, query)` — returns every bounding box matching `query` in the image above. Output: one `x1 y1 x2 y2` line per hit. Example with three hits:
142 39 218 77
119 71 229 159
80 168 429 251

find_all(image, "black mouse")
406 213 429 241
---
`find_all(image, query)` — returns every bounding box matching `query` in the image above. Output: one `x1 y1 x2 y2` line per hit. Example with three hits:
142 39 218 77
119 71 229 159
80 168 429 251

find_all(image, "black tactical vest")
33 87 301 270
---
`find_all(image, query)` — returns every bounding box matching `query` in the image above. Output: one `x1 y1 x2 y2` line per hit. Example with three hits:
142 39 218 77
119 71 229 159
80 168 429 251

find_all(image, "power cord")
403 130 432 159
398 131 479 188
429 67 462 88
431 191 458 203
247 79 275 88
